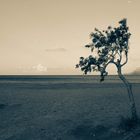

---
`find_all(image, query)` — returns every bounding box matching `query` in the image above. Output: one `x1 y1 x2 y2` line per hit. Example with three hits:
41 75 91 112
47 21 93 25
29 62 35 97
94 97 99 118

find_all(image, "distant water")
0 75 139 90
0 75 140 83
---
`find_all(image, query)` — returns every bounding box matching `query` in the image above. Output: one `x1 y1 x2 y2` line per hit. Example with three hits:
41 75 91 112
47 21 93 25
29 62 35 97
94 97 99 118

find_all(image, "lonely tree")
76 19 137 121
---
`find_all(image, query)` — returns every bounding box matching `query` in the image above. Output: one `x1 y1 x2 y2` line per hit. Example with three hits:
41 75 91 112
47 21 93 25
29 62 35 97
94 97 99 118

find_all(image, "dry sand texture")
0 76 140 140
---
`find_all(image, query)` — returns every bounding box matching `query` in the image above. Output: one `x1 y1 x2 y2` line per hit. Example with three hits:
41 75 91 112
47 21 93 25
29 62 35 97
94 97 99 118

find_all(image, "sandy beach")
0 75 140 140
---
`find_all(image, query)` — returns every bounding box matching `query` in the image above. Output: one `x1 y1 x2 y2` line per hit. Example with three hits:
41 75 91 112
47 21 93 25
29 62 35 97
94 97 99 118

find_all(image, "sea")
0 75 139 90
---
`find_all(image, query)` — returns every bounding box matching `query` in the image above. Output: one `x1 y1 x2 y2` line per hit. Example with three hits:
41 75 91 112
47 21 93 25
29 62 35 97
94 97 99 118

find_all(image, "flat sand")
0 76 140 140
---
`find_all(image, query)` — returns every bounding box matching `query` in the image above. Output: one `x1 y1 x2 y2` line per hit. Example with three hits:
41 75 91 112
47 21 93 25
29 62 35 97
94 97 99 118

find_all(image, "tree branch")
104 60 118 71
100 60 118 81
121 52 128 67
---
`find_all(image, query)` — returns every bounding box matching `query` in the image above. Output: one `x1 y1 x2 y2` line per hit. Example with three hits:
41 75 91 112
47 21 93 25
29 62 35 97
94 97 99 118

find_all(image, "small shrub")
118 116 139 133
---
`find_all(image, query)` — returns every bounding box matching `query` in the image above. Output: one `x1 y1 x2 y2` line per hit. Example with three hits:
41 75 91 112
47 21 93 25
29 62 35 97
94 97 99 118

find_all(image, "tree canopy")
76 19 131 81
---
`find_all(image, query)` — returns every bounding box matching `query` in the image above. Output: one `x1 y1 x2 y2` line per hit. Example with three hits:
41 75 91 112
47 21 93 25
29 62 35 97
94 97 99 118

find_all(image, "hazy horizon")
0 0 140 75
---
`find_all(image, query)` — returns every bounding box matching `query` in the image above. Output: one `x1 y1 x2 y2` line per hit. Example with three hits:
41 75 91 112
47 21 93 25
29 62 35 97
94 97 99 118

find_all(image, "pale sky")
0 0 140 75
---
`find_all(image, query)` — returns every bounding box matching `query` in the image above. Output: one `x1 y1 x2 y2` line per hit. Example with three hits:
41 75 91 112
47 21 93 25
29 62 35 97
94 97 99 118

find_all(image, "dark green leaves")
119 18 127 26
76 19 131 81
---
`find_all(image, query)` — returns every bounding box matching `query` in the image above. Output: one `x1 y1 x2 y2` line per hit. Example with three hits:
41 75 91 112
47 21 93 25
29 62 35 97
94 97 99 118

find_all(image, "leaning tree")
76 19 137 121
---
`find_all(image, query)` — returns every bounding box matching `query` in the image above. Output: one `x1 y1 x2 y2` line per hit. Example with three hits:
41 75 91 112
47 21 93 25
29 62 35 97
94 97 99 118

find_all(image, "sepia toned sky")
0 0 140 75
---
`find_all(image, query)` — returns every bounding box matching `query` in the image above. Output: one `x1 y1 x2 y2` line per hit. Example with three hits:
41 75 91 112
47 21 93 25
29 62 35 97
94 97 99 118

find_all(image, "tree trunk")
117 67 137 121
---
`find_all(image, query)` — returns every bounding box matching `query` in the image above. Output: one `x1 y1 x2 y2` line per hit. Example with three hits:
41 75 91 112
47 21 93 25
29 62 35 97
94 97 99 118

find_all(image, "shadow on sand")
70 124 122 140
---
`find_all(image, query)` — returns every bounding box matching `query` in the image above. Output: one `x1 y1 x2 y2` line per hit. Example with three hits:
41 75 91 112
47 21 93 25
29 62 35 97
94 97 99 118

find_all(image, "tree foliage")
76 19 131 81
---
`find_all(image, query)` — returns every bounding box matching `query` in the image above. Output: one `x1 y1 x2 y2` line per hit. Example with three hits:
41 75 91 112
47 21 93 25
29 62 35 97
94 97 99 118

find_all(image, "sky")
0 0 140 75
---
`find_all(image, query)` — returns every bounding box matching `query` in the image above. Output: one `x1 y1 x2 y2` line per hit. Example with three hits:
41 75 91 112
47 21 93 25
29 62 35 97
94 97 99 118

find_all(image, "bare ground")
0 81 140 140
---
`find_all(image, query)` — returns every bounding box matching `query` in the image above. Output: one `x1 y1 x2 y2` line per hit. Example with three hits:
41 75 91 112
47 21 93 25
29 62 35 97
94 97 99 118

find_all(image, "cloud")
127 0 132 4
32 64 47 72
130 67 140 75
45 48 67 52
